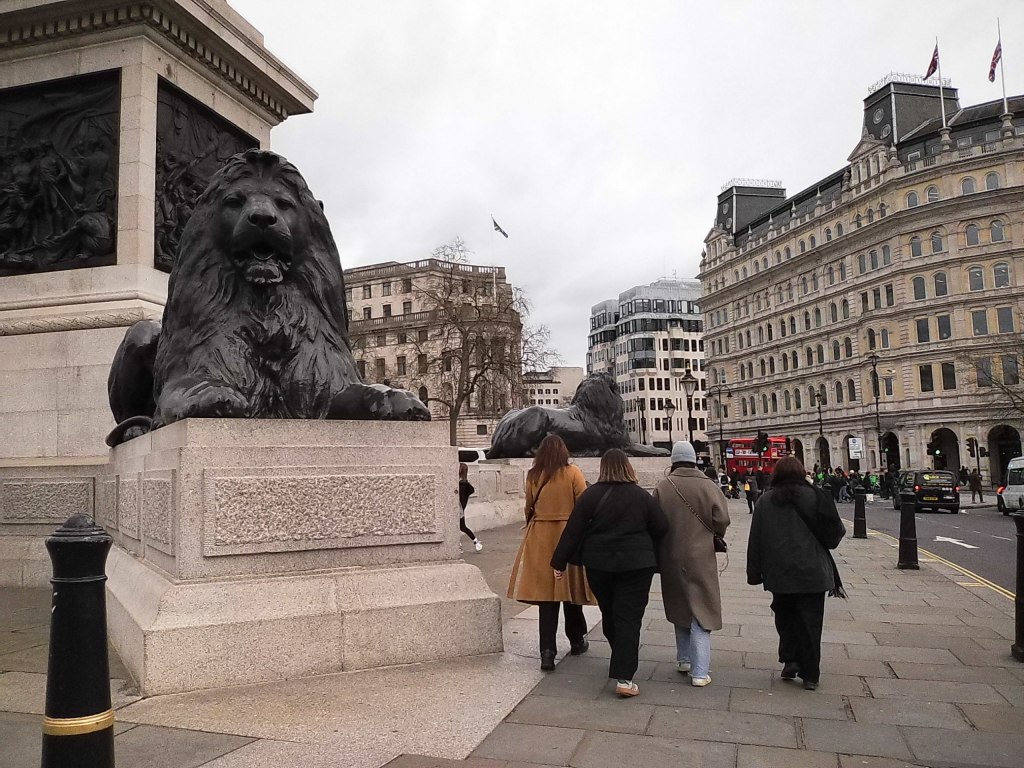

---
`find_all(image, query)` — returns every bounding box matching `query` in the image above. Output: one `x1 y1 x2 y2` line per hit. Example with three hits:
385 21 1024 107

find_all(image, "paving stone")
649 663 773 690
531 671 610 701
959 703 1024 733
113 724 253 768
0 642 48 673
505 694 654 734
864 678 1007 704
837 754 927 768
901 725 1024 768
569 730 736 768
888 662 1016 684
554 654 656 681
738 745 840 768
647 705 798 747
384 757 505 767
994 683 1024 707
729 688 849 720
471 722 584 765
848 698 969 730
801 720 913 760
846 646 960 664
0 632 46 656
613 678 730 709
772 674 868 697
952 648 1023 669
871 633 983 652
640 630 677 647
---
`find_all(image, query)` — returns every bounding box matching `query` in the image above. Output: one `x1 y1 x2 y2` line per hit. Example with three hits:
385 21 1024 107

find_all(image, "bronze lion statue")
487 372 668 458
106 149 429 446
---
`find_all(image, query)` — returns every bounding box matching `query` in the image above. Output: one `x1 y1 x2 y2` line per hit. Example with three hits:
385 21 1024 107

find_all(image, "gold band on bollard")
42 709 115 736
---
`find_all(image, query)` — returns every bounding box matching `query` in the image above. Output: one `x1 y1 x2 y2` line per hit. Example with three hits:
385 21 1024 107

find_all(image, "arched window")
784 390 792 411
762 257 768 271
910 236 922 257
741 399 748 416
879 203 887 217
747 362 753 379
734 270 740 281
787 283 793 300
758 326 764 343
926 185 940 203
858 254 866 273
842 299 850 319
848 379 857 401
912 276 926 300
767 323 773 341
816 344 824 364
742 266 748 278
769 357 776 374
986 172 1000 190
930 231 944 253
762 394 769 413
881 328 890 348
818 384 827 405
907 191 919 208
789 316 797 335
934 272 948 296
991 220 1005 242
840 262 848 280
966 223 980 246
785 247 791 259
755 295 762 311
806 347 814 366
418 386 429 404
867 328 877 350
760 358 766 376
792 351 798 370
795 389 802 409
780 320 786 338
776 286 783 303
836 223 844 236
870 250 878 270
802 276 808 294
825 227 833 242
856 213 863 228
867 208 874 223
771 393 778 413
828 266 835 285
969 266 984 291
782 354 789 372
994 262 1010 288
809 235 817 247
961 177 976 195
754 261 760 274
844 337 853 357
800 240 806 253
835 381 844 403
882 245 891 265
829 303 838 323
804 311 811 331
812 273 819 290
814 308 822 327
775 250 782 263
832 340 841 361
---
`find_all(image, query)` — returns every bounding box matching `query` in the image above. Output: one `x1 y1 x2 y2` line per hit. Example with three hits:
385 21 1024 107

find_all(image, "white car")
998 456 1024 516
457 447 488 464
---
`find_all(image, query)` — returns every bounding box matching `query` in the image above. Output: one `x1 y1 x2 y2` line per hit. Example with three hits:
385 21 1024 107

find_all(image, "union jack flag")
924 44 939 79
989 40 1002 82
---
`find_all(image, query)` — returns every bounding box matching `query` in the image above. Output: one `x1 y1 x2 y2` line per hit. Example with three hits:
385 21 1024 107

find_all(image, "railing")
348 259 505 280
350 310 438 331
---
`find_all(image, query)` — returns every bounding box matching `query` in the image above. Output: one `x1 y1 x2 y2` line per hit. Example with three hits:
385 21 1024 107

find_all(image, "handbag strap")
667 478 715 537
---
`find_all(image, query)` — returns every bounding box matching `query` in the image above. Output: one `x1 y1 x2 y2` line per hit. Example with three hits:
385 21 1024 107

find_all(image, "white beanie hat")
671 441 697 464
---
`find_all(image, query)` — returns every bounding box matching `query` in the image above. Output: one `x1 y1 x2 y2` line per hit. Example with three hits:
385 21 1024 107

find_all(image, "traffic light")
979 447 989 458
926 440 941 457
756 431 769 454
966 437 977 458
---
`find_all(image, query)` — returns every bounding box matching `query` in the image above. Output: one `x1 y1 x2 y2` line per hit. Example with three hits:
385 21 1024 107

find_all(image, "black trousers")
746 491 759 513
770 592 826 684
538 601 587 654
459 517 477 541
585 567 656 681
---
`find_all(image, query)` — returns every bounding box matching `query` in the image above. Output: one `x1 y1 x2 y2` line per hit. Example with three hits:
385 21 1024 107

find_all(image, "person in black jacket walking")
747 456 846 690
552 449 668 698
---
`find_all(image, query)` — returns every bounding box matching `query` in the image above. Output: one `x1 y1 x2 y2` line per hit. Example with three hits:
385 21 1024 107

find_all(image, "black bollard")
853 487 867 539
41 514 114 768
1012 511 1024 662
897 500 920 570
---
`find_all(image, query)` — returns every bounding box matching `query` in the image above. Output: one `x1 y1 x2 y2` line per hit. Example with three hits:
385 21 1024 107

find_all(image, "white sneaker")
474 539 483 552
691 676 712 687
676 662 691 674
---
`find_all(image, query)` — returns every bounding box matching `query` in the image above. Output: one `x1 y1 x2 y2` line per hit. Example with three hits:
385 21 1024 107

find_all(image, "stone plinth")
506 457 672 491
101 419 502 696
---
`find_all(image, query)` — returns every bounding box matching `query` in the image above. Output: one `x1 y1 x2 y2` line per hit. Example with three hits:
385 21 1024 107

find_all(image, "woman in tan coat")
653 441 730 687
508 434 592 670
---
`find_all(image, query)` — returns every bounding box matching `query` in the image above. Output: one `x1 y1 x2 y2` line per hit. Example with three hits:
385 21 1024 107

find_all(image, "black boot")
570 638 589 656
540 649 556 671
781 662 800 680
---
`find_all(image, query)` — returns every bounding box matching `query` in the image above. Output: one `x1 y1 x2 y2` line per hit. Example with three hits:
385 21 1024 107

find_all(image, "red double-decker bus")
725 436 790 477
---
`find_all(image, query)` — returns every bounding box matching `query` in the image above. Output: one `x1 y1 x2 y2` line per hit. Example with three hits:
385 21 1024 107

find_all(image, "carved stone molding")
0 2 315 123
0 306 159 336
0 477 94 524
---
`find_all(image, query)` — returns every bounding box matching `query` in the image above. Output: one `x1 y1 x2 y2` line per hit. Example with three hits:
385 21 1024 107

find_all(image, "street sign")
849 437 863 459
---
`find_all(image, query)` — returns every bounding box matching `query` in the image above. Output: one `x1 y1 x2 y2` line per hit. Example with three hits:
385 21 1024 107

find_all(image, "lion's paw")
367 386 432 421
176 382 250 419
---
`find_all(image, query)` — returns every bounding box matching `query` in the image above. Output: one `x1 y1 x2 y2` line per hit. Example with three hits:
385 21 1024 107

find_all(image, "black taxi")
896 470 960 514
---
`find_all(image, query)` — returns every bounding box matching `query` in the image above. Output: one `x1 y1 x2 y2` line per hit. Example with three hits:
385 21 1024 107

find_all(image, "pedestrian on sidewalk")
968 468 985 503
747 456 846 691
458 463 483 552
653 441 731 688
744 472 760 514
551 449 668 698
507 434 594 671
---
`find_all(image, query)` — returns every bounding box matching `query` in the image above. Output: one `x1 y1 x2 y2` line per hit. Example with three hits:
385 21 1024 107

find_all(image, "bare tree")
956 336 1024 418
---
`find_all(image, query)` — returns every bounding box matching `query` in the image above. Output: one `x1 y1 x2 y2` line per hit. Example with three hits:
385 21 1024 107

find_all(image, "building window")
977 357 993 387
784 390 792 410
870 250 879 270
972 310 989 336
941 363 957 390
937 314 952 340
417 353 428 374
403 300 413 314
861 292 869 313
844 337 853 357
910 236 922 257
375 359 386 379
814 308 822 327
969 266 985 291
810 235 817 247
795 389 802 409
418 329 428 342
402 278 413 293
848 379 857 401
357 359 366 378
383 304 392 318
375 333 386 346
907 191 919 208
800 240 806 253
880 203 887 217
926 185 940 203
991 220 1005 242
882 245 891 266
363 285 373 299
867 328 877 349
995 262 1010 288
872 288 882 309
916 318 930 343
919 364 934 393
986 172 1000 190
930 231 944 253
832 341 841 361
961 177 976 195
842 299 850 319
997 306 1015 333
382 282 392 296
1003 356 1020 386
881 328 890 348
363 306 372 319
835 381 843 403
858 254 866 274
933 272 948 296
885 284 894 306
803 312 811 331
785 247 791 259
856 213 863 228
965 223 980 246
396 356 407 375
829 303 838 323
398 331 408 344
476 424 488 435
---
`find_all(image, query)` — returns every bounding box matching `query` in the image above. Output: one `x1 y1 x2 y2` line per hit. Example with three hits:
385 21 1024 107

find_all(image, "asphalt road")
847 497 1018 594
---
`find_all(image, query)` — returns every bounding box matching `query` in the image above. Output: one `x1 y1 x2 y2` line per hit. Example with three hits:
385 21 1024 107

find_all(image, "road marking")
993 535 1012 541
934 536 979 549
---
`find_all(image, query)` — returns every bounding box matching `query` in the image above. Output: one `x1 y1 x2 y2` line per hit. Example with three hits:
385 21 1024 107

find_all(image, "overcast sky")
231 0 1024 368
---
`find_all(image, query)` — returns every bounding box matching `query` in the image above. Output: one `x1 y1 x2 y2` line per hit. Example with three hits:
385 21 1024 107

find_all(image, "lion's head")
164 150 348 337
571 372 624 422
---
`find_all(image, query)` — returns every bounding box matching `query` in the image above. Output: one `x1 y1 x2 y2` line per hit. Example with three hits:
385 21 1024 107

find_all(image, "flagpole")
936 36 947 129
998 18 1009 114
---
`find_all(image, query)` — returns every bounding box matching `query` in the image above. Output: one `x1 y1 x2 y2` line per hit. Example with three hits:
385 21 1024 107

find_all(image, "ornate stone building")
700 74 1024 483
345 258 521 448
587 278 708 453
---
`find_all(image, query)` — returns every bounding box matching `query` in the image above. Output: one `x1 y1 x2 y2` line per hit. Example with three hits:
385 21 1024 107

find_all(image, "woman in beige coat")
508 435 593 670
653 441 730 686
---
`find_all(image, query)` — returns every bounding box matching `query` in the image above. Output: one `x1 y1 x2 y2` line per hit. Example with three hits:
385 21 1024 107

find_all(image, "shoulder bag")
667 479 727 553
567 486 614 566
525 473 552 523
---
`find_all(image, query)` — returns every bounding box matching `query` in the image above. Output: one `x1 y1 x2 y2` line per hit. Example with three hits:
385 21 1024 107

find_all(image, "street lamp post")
681 370 698 444
811 390 824 439
664 400 676 449
867 352 883 469
637 397 647 445
708 385 731 469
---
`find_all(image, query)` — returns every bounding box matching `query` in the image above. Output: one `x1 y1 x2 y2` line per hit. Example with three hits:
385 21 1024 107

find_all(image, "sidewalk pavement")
3 500 1024 768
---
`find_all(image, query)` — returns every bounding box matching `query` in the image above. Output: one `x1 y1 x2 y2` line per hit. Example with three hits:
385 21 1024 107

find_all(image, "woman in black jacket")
552 449 668 698
747 456 846 691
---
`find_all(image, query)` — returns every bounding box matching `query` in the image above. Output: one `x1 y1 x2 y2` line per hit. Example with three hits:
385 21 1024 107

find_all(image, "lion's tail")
486 408 524 459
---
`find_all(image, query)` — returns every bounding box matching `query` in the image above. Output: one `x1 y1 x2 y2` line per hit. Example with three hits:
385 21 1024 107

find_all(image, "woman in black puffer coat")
747 456 846 690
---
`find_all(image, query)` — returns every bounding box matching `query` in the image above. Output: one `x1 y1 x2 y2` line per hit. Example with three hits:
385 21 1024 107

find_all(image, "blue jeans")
674 617 712 679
